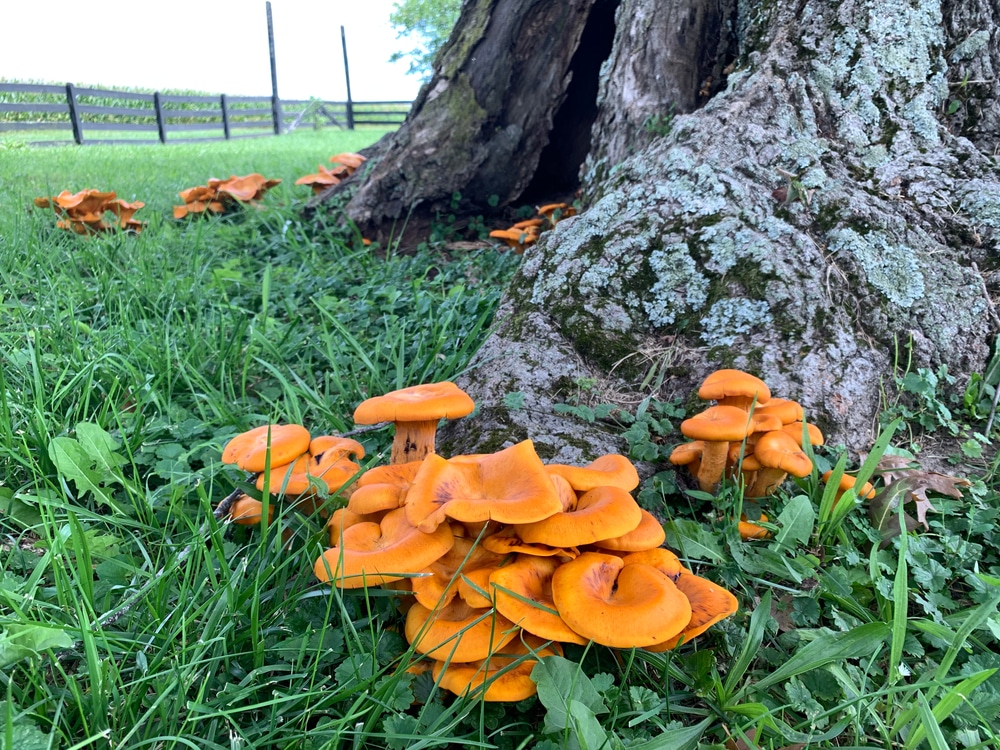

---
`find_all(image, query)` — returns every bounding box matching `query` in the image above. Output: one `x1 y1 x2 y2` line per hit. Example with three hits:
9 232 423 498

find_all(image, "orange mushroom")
544 453 640 492
745 430 813 497
679 405 755 492
550 552 692 648
403 440 564 533
490 556 588 644
644 569 738 651
221 424 311 473
514 485 643 547
432 633 563 702
353 381 475 464
698 369 771 410
404 598 517 662
313 507 455 588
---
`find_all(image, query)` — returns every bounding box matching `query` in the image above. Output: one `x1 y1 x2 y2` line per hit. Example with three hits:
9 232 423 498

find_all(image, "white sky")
0 0 423 102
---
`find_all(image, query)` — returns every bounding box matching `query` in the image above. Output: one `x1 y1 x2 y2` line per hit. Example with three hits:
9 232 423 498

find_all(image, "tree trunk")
337 0 1000 461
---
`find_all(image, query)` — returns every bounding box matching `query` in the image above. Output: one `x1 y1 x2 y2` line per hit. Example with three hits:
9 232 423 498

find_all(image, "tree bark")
336 0 1000 461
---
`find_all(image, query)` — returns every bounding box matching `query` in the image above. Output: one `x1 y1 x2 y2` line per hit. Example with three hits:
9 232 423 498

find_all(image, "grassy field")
2 129 1000 750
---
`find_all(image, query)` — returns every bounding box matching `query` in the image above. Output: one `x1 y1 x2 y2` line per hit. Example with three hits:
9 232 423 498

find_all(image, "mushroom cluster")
219 424 364 524
294 152 366 195
670 369 825 502
488 202 577 254
173 173 282 218
309 381 738 702
34 189 146 234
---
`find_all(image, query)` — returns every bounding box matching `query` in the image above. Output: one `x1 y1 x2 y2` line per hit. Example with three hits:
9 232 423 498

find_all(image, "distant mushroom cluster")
305 381 736 701
294 152 366 195
670 369 824 497
33 189 146 234
173 173 282 218
488 202 577 254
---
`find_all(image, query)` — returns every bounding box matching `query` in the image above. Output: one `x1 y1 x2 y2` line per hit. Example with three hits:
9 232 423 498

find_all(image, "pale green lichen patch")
645 242 709 326
827 227 925 307
699 298 774 347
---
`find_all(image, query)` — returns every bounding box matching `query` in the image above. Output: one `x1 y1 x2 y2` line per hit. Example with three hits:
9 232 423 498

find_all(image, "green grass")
2 128 1000 749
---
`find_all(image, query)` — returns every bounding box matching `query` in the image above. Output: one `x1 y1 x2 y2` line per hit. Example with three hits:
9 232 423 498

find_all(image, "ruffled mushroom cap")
353 381 475 464
595 509 667 551
680 406 754 492
410 536 504 609
745 430 813 498
514 485 643 547
644 570 739 651
327 507 386 545
404 440 564 533
348 483 407 514
545 453 640 492
221 424 311 473
698 369 771 410
490 556 588 644
329 152 366 171
294 165 341 194
404 599 517 662
481 527 580 558
314 507 455 588
550 552 692 648
216 173 282 202
310 435 365 461
433 634 563 702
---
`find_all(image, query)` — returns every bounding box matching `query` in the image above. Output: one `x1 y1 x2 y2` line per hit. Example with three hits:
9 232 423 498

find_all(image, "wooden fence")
0 82 411 146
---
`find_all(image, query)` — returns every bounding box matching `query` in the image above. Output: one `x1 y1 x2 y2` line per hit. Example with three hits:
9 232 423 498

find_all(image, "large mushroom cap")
313 507 454 588
514 485 643 547
404 599 517 662
490 556 588 645
404 440 564 533
550 552 692 648
432 634 563 702
221 424 311 473
698 369 771 409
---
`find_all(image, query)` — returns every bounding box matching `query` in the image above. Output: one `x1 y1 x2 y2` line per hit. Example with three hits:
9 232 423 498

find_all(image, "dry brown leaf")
869 455 971 540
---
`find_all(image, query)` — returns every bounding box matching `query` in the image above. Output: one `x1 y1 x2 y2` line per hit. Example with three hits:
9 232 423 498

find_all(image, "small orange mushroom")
680 405 755 492
490 556 588 644
404 598 517 662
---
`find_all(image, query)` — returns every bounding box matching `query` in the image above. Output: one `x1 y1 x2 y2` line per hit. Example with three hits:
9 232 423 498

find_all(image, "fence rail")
0 82 411 146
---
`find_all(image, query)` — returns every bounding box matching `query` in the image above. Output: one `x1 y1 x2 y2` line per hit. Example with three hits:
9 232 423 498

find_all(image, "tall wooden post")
266 1 282 134
341 25 354 129
65 83 83 144
153 92 167 143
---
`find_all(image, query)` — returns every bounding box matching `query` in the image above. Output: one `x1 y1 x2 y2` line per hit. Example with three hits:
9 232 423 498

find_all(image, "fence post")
220 94 231 139
153 92 167 143
266 1 282 134
341 26 354 129
65 83 83 144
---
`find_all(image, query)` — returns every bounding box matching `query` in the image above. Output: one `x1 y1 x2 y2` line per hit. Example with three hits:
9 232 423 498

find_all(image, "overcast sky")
0 0 423 102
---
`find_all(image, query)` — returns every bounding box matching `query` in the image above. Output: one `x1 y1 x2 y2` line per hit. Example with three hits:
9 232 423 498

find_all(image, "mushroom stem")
695 441 729 492
746 468 788 498
391 419 440 464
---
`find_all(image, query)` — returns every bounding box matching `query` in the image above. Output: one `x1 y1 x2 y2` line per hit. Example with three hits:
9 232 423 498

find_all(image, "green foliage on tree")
389 0 462 79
